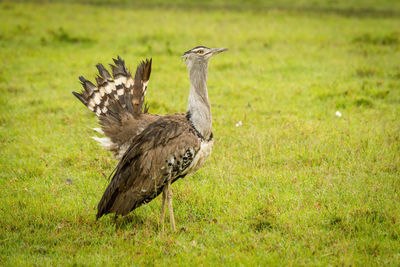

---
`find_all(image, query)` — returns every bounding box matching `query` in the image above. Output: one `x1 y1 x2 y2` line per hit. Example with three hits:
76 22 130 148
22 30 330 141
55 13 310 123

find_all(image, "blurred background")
1 0 399 265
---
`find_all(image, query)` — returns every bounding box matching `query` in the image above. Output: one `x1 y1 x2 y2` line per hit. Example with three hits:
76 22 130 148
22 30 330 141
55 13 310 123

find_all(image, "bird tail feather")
72 57 152 119
72 57 153 157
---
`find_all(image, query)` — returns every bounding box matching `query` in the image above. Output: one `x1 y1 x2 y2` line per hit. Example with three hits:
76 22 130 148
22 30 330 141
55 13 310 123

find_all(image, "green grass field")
1 0 399 265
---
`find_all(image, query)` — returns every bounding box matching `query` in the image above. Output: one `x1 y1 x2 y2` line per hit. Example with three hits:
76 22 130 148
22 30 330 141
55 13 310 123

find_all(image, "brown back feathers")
96 114 201 219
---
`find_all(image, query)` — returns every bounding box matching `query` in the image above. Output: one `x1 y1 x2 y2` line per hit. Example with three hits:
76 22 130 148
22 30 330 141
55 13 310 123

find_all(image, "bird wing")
96 114 201 219
72 57 158 157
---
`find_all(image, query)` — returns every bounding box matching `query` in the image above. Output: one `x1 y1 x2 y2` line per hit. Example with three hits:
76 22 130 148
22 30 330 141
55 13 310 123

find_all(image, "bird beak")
211 48 228 55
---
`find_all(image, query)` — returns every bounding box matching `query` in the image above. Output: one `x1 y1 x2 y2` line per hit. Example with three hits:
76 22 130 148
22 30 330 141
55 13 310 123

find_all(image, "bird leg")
114 214 120 229
160 186 168 230
166 179 176 231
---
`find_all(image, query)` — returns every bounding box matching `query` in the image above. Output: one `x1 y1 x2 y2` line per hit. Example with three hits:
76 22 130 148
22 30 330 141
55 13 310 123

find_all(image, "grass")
0 0 399 265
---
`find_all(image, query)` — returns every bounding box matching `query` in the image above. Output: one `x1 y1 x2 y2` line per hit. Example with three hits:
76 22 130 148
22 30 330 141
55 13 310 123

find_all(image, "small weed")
28 99 44 106
393 72 400 80
354 97 373 107
249 207 276 232
329 215 343 226
16 24 31 34
165 41 173 55
373 90 389 99
40 37 48 46
61 157 74 167
353 32 400 46
49 27 94 44
335 100 347 109
263 42 270 48
351 209 386 224
317 90 351 101
356 67 378 77
6 86 25 95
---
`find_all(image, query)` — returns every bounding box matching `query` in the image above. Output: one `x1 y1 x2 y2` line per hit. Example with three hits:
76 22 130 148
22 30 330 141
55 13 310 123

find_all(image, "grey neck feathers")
187 60 212 139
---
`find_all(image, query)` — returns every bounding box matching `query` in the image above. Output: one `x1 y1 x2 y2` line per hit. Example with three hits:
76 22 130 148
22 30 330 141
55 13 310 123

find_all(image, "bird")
72 46 228 231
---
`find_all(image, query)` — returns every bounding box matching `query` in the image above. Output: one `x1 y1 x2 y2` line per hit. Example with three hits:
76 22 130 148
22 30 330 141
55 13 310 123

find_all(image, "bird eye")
197 50 204 54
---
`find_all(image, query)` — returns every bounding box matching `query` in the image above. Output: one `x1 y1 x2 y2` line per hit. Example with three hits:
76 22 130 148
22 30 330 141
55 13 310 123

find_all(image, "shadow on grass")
114 212 162 232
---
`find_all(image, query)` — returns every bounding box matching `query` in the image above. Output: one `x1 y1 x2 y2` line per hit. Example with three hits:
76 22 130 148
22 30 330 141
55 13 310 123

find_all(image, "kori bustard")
73 46 227 231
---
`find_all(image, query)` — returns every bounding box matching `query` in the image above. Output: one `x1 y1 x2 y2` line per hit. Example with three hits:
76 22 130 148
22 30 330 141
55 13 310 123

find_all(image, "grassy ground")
1 0 399 265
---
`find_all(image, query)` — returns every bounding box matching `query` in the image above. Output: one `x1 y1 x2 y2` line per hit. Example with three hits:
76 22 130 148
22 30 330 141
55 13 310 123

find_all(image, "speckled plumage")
96 114 209 218
73 46 227 230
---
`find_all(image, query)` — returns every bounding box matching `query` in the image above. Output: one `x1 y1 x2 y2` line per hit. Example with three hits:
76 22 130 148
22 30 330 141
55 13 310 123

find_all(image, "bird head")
182 46 228 68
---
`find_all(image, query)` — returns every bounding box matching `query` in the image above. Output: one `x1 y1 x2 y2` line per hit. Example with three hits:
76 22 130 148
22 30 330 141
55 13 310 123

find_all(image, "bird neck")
187 60 212 139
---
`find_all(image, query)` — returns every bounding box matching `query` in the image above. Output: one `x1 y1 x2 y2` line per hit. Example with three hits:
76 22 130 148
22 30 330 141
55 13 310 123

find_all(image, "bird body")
73 46 227 230
96 113 213 218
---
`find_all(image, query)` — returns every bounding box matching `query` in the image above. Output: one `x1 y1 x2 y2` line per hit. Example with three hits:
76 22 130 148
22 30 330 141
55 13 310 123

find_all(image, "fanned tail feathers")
72 57 152 119
133 58 152 115
73 57 153 158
